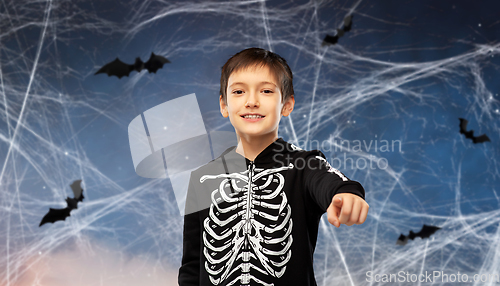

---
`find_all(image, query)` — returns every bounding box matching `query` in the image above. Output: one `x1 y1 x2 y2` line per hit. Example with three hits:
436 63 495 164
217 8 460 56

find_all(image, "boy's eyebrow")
229 81 277 88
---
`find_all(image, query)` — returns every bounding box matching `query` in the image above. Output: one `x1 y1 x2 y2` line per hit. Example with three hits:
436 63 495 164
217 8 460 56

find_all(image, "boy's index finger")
337 196 353 225
332 195 343 207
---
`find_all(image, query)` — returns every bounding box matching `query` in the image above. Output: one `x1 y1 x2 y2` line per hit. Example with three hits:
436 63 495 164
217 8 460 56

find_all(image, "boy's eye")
231 89 274 94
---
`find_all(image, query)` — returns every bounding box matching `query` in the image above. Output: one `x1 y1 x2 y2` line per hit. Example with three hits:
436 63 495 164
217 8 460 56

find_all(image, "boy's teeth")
244 115 263 119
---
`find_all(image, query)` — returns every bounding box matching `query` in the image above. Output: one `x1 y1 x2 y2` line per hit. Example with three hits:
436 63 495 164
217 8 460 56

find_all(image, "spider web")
0 0 499 285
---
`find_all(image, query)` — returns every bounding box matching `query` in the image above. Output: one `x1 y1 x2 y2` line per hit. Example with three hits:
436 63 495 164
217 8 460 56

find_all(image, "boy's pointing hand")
327 193 369 228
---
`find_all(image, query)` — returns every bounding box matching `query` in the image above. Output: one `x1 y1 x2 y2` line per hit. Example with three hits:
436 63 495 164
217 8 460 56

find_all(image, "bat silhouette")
322 15 353 46
39 180 84 227
396 224 441 246
95 52 170 79
459 118 490 144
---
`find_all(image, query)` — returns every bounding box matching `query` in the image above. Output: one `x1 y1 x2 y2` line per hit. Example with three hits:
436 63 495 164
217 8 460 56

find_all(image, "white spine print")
315 155 348 181
200 163 294 285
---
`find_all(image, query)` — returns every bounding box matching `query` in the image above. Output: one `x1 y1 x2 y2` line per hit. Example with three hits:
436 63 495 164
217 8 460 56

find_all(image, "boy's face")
220 64 294 142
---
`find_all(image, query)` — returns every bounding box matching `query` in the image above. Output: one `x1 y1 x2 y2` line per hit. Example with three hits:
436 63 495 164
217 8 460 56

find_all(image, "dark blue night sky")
1 0 499 285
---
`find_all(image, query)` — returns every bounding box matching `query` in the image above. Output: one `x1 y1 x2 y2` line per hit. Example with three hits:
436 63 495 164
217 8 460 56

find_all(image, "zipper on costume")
247 160 254 186
244 160 254 228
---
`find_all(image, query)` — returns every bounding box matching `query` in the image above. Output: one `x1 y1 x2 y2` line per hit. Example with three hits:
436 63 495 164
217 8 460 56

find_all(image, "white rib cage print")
200 163 294 286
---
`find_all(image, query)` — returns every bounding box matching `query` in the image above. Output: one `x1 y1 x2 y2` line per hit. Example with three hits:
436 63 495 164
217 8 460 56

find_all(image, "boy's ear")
281 95 295 117
219 95 229 118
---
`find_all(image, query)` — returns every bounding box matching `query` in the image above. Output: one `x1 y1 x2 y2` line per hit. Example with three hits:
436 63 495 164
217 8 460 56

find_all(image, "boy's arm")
178 175 201 285
178 212 201 285
304 150 369 227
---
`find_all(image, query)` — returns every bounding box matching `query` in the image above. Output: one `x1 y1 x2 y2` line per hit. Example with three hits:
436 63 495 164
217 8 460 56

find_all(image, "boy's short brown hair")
220 47 294 104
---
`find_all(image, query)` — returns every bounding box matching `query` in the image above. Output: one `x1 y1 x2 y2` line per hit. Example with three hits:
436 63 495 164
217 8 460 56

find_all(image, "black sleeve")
303 150 365 212
178 174 201 286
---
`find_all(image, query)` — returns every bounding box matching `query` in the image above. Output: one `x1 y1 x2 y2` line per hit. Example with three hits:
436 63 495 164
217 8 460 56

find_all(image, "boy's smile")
220 64 294 145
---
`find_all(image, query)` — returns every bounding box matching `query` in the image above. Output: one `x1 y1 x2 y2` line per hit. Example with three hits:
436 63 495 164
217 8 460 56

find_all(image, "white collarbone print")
200 162 294 286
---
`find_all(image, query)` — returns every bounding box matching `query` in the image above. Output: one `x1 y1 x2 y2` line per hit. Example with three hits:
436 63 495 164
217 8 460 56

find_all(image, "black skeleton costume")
178 138 365 286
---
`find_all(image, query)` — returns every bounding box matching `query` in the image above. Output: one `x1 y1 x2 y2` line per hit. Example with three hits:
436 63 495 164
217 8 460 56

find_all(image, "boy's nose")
245 100 260 107
245 92 260 107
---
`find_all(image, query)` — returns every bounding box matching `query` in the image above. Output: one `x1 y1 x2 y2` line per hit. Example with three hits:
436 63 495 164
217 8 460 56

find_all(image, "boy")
178 48 368 286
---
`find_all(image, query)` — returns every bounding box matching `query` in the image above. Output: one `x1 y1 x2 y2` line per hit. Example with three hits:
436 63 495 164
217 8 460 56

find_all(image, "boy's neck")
235 133 278 161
